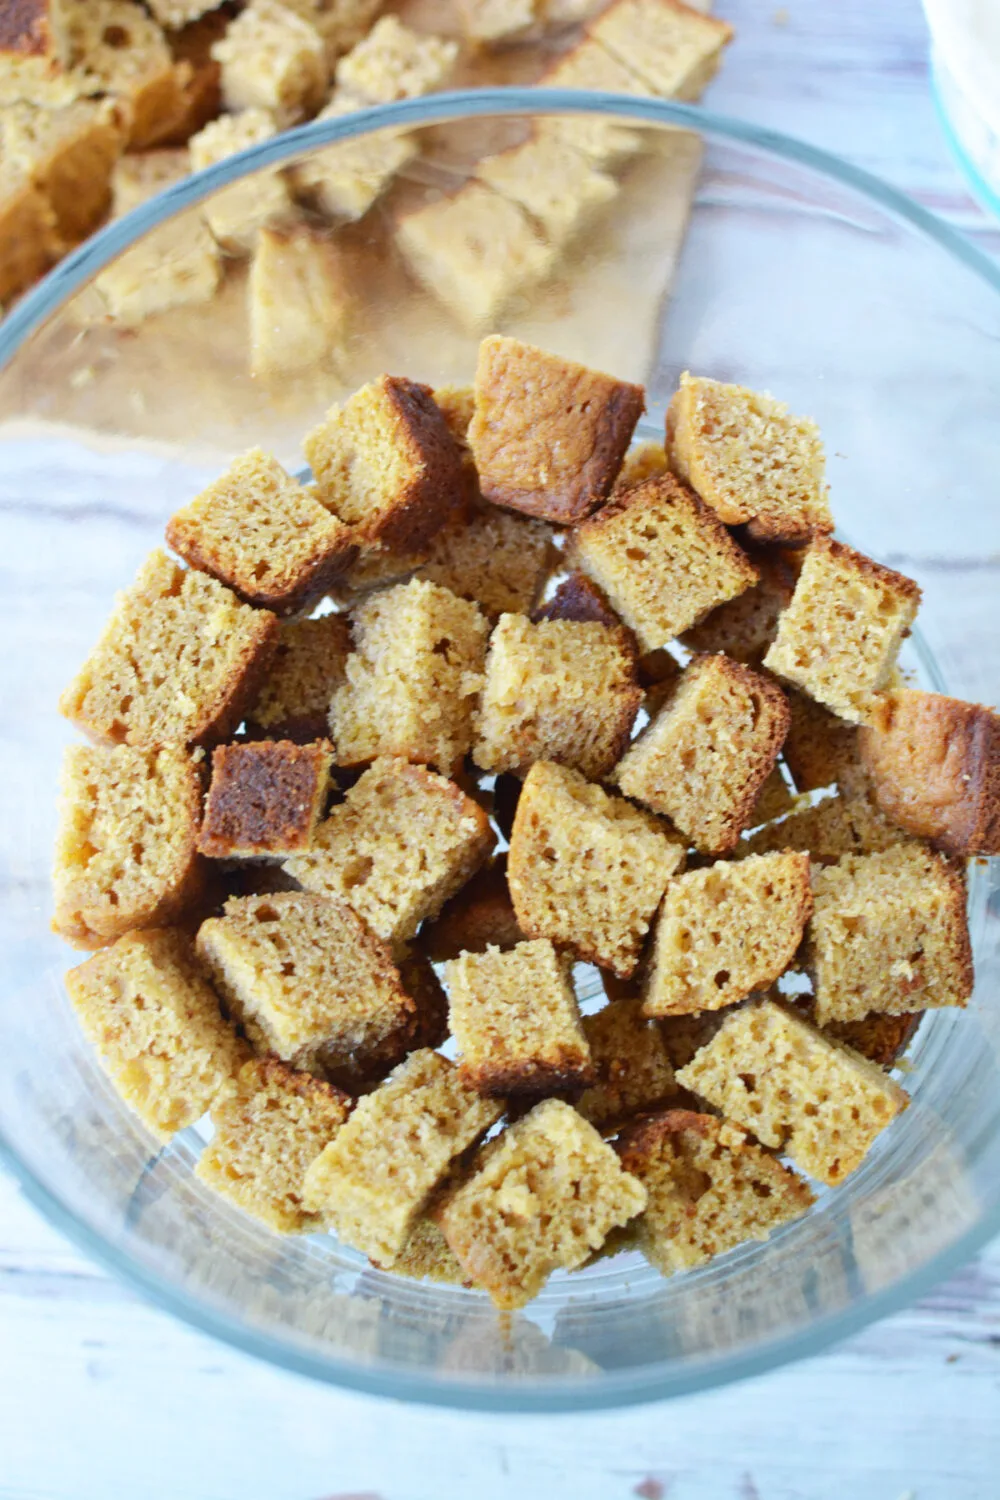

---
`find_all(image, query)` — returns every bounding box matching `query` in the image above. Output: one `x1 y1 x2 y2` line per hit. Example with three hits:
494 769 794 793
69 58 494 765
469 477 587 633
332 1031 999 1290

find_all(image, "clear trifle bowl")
1 91 999 1410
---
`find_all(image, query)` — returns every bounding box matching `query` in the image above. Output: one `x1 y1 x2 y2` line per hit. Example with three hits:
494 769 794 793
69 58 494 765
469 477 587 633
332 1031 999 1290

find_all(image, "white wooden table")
4 2 1000 1496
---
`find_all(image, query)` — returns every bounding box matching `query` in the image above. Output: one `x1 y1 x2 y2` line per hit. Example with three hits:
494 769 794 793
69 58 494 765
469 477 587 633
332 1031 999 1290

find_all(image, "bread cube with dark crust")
531 572 623 630
681 545 799 665
576 998 678 1134
166 449 357 614
569 473 759 653
818 1009 921 1070
305 375 465 555
198 740 332 860
742 782 916 863
0 0 59 57
614 654 790 855
858 689 1000 856
420 856 524 964
245 615 352 744
469 335 645 525
617 1109 814 1274
59 550 279 750
782 688 863 793
445 938 593 1097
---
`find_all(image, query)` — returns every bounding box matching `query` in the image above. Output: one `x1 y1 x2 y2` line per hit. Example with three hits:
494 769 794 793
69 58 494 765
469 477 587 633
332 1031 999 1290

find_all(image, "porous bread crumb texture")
681 546 799 665
305 374 465 554
420 856 524 963
211 0 327 124
322 943 451 1094
743 782 916 863
570 472 759 653
334 15 457 103
748 765 796 826
576 998 677 1134
469 335 644 525
445 938 593 1097
196 890 413 1071
166 448 356 614
389 1213 470 1285
413 508 554 620
303 1049 502 1264
53 743 204 947
189 108 290 253
588 0 733 101
197 1057 352 1233
65 927 245 1142
820 1009 921 1069
614 653 790 855
763 538 921 724
473 612 641 781
782 688 863 792
644 852 813 1017
436 1098 647 1309
667 372 831 543
249 223 353 381
198 739 332 859
59 550 278 749
805 843 973 1025
330 578 488 775
617 1110 814 1274
245 614 351 742
60 0 189 152
475 131 618 244
532 573 623 630
508 760 685 978
284 756 494 947
676 998 910 1186
1 96 122 246
657 1008 727 1072
281 0 385 61
858 689 1000 856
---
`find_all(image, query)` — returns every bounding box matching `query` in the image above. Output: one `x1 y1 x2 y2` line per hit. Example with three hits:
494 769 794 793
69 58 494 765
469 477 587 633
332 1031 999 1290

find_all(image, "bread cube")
457 0 536 42
0 97 121 244
334 16 456 102
532 573 622 629
291 92 416 220
65 928 245 1142
245 614 352 743
743 783 914 862
436 1099 647 1308
160 8 228 144
476 132 618 244
643 852 813 1017
54 744 204 947
413 508 553 620
589 0 733 102
284 757 494 946
858 689 1000 856
321 943 451 1094
444 938 593 1096
469 336 644 525
675 999 909 1186
395 182 559 335
763 539 921 724
681 545 799 665
617 1110 814 1274
198 739 332 859
0 164 59 299
614 440 668 492
421 856 524 963
331 579 488 774
60 550 278 749
821 1010 921 1069
196 890 414 1070
805 844 973 1025
189 108 291 252
303 1050 502 1262
281 0 386 65
748 765 796 826
576 998 677 1134
614 654 790 855
391 1214 470 1285
509 761 685 978
63 0 190 150
536 38 653 167
569 472 758 652
197 1057 352 1232
249 223 353 380
473 613 642 781
782 688 863 793
305 375 464 554
667 372 832 543
167 450 356 614
212 0 327 123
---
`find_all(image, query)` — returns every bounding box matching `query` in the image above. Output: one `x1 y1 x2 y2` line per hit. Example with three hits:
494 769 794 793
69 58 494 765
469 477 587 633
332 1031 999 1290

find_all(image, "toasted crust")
820 1009 921 1068
459 1053 596 1097
198 740 332 859
469 335 645 524
0 0 54 56
859 690 1000 856
681 545 798 665
245 614 352 743
531 572 624 629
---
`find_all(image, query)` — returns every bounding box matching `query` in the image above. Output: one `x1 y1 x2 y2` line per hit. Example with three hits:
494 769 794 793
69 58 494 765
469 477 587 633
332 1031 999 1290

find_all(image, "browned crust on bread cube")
444 938 594 1097
782 688 863 792
531 572 624 629
569 472 759 653
304 374 466 555
245 614 352 743
469 335 644 524
0 1 54 56
742 781 916 863
59 550 279 749
198 739 332 859
615 654 790 855
421 856 524 963
166 449 357 615
576 997 678 1134
323 945 452 1094
819 1009 921 1069
858 689 1000 856
681 545 799 665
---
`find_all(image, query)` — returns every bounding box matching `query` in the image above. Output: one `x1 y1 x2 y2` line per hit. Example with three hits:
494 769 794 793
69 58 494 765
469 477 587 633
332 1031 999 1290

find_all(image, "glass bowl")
1 90 999 1413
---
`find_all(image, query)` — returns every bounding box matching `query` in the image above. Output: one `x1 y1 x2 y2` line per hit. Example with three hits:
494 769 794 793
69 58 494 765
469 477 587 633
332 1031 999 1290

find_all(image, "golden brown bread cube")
166 449 357 614
249 223 353 381
742 782 916 863
334 15 456 103
413 508 554 621
189 108 292 252
535 37 653 167
820 1009 921 1069
589 0 733 102
805 843 973 1025
211 0 327 123
290 92 416 221
643 852 813 1017
65 928 245 1142
476 132 619 244
576 998 678 1135
59 550 278 749
782 688 864 793
569 472 759 653
53 743 204 948
469 335 645 525
0 97 122 245
681 545 799 665
62 0 192 150
858 689 1000 856
531 573 623 630
245 614 352 743
198 740 333 859
617 1110 814 1274
0 163 60 301
420 855 524 963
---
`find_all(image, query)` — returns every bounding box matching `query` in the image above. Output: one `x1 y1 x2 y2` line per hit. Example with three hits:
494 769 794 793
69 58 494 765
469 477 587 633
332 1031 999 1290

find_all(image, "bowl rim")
3 87 1000 1411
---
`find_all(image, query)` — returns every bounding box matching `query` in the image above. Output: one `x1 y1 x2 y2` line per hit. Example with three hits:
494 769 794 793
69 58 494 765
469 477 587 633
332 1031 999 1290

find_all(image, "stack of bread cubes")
54 333 997 1309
